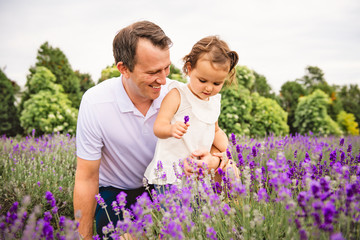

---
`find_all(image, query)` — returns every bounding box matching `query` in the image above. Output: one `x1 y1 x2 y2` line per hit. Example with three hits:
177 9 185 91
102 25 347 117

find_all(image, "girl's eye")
214 83 220 86
199 79 206 83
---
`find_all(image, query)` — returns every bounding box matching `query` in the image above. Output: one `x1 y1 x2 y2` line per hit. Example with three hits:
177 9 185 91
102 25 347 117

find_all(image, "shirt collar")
116 75 136 113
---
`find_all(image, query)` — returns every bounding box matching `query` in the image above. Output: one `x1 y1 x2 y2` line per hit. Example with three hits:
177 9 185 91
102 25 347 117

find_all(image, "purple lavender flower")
226 148 232 159
294 150 298 158
162 220 184 239
222 203 231 215
184 115 189 124
258 188 269 202
234 144 241 154
330 232 345 240
252 146 257 157
93 235 101 240
230 133 236 145
299 229 308 240
310 181 321 199
322 201 336 224
45 191 56 208
339 138 344 146
311 212 322 225
95 194 107 209
116 192 127 209
206 226 218 240
347 144 352 153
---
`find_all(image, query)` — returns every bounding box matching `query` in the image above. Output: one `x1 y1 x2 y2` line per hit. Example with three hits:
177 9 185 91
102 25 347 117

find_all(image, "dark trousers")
95 185 154 238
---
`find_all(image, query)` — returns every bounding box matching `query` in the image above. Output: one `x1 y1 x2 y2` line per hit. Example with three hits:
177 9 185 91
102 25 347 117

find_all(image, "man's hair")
113 21 172 72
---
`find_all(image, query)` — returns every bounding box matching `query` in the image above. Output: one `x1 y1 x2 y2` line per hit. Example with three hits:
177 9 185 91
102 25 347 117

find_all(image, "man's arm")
212 121 228 153
73 157 100 240
183 125 232 175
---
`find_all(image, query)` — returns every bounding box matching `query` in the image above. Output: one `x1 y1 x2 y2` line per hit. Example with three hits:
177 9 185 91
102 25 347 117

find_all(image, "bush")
250 92 289 136
0 69 21 136
219 86 253 136
98 64 120 84
337 111 359 135
25 42 82 109
294 89 342 136
20 67 78 135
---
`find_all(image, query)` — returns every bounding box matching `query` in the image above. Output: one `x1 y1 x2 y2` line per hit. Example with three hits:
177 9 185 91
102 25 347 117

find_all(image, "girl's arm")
212 121 228 152
154 88 189 139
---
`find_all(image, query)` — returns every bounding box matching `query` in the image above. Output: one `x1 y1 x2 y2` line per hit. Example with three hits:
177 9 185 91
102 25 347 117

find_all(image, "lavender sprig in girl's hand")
184 115 190 124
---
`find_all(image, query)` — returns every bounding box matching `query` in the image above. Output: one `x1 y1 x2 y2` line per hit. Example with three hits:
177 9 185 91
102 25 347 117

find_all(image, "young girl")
144 36 239 190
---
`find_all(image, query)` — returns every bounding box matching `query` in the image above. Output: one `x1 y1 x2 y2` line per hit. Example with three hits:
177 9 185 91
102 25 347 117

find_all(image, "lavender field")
0 132 359 239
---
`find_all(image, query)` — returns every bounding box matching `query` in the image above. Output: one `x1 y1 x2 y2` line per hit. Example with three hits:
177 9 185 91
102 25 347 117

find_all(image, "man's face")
126 38 171 101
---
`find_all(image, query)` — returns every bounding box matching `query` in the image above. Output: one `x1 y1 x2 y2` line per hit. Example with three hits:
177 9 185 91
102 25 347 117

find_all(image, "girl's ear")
186 62 192 75
117 62 130 78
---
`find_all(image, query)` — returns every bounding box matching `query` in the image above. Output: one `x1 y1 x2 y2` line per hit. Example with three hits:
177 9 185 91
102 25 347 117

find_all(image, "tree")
24 42 82 109
338 84 360 127
337 111 359 135
75 70 95 93
279 81 306 134
250 92 289 137
235 65 255 89
293 89 342 136
250 71 275 99
168 64 187 83
297 66 326 90
0 69 21 136
20 67 78 135
219 85 253 136
98 64 121 84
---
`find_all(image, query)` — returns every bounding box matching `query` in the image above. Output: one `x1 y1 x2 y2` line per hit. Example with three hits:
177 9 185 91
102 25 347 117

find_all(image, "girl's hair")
182 36 239 84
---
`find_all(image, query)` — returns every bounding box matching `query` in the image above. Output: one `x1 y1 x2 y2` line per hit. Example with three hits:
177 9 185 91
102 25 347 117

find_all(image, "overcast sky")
0 0 359 93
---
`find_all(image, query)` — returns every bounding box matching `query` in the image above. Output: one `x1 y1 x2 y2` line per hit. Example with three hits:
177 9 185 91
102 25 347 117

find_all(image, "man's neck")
122 76 153 116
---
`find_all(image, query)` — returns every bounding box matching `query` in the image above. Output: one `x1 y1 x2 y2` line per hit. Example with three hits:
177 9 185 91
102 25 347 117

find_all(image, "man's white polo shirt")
76 76 171 189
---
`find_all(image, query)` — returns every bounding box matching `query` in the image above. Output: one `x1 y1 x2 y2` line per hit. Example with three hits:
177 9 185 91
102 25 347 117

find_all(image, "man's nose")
156 70 167 85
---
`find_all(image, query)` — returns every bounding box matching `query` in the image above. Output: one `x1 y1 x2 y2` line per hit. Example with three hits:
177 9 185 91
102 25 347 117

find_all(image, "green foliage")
0 69 21 136
168 63 187 83
337 111 359 135
251 71 275 99
294 89 342 136
235 65 255 89
279 81 307 134
219 85 253 136
338 84 360 127
297 66 326 90
20 67 78 135
98 64 120 83
219 66 288 137
75 70 95 93
25 42 82 109
250 92 289 136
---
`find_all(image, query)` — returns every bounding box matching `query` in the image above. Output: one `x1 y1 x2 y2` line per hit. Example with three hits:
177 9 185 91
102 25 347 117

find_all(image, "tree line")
1 42 359 137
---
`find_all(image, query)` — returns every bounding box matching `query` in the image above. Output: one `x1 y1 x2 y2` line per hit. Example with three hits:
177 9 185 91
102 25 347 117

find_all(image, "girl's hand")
171 121 189 139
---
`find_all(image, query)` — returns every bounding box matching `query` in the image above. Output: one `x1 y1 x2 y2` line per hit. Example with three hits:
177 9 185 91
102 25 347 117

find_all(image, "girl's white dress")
144 81 221 185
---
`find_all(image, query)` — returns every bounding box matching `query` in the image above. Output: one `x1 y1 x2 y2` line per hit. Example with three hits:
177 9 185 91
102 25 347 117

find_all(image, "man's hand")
183 149 221 176
171 121 189 139
212 151 229 170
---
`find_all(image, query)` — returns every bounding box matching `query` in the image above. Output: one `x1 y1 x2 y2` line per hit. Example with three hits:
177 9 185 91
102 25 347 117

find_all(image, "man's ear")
117 62 130 78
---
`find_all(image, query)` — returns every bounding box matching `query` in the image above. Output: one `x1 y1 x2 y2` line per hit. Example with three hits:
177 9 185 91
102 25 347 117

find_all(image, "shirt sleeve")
76 95 103 160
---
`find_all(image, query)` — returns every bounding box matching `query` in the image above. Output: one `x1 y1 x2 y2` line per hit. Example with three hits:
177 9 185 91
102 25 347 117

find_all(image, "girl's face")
187 57 229 100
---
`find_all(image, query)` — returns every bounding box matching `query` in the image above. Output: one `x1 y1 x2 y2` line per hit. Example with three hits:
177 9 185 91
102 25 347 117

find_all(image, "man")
73 20 224 239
